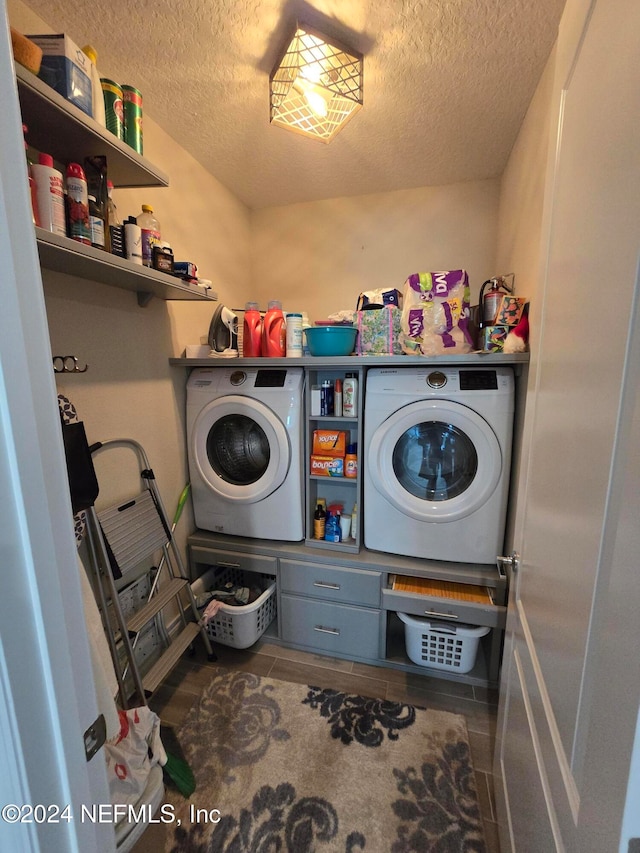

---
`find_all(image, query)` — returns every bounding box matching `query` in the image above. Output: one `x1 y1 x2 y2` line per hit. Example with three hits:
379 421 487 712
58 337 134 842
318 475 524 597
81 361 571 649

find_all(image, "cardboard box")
311 456 344 477
312 430 347 457
28 34 93 117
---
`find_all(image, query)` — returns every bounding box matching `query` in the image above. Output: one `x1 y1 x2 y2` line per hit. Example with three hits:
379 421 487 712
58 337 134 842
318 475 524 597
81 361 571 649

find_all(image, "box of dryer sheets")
27 34 93 117
312 430 347 457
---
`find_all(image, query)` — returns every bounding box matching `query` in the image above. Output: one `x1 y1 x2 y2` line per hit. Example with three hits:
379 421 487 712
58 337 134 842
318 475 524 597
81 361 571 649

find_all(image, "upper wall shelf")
170 353 530 368
15 63 169 189
36 228 217 306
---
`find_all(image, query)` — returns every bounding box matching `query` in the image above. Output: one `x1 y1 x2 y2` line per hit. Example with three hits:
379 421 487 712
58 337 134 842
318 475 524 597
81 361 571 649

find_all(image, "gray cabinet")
188 532 507 687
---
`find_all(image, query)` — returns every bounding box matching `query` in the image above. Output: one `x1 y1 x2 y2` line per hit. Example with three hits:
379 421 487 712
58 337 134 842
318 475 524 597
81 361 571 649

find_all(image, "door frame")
0 5 113 851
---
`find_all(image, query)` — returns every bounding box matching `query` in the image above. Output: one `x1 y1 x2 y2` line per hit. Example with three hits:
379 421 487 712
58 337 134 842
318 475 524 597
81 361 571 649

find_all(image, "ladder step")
126 578 189 633
142 622 201 695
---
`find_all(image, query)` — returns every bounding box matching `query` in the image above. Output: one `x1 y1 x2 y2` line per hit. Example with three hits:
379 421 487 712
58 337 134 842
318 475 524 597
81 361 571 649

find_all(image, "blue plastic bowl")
304 325 358 357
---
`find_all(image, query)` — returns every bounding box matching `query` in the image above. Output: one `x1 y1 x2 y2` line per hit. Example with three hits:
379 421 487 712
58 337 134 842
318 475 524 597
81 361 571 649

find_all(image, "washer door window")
370 400 502 522
192 396 290 504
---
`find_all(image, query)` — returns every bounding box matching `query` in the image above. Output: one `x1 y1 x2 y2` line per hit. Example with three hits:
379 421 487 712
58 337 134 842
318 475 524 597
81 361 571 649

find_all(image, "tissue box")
493 296 527 326
481 326 509 352
355 305 403 356
28 34 92 117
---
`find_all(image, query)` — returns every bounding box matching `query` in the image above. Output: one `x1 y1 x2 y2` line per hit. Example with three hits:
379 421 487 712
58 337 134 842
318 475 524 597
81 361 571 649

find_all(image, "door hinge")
84 714 107 761
496 552 520 578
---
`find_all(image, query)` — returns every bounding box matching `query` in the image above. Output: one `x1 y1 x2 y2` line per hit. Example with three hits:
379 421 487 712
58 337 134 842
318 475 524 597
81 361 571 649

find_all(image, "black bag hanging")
60 418 100 514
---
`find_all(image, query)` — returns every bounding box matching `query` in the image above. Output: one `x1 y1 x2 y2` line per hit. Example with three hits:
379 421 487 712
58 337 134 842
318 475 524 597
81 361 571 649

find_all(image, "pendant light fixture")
270 24 363 143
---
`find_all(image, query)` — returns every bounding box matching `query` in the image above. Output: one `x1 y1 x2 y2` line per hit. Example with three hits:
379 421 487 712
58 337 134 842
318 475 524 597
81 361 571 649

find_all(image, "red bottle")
243 302 263 357
262 300 286 357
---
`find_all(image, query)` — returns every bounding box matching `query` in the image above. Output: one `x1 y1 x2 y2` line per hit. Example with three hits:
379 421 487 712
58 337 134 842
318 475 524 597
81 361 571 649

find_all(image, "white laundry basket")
398 613 490 674
191 565 276 650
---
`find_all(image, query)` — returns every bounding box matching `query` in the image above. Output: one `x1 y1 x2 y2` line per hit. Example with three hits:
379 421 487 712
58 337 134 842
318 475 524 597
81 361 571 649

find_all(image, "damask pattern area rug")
165 668 487 852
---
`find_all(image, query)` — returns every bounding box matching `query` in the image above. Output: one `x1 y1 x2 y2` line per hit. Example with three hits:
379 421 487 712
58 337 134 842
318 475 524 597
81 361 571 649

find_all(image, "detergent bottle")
262 300 286 357
243 302 263 357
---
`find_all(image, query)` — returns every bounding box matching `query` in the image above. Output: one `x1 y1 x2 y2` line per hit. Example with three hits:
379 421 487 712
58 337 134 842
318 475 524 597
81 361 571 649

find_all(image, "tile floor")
132 637 502 852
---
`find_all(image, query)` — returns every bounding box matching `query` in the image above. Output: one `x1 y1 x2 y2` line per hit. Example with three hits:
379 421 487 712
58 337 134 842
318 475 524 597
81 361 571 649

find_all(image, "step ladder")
84 438 215 708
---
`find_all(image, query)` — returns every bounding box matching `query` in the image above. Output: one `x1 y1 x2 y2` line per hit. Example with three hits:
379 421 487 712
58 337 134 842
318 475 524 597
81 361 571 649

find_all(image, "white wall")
251 179 500 322
494 46 557 551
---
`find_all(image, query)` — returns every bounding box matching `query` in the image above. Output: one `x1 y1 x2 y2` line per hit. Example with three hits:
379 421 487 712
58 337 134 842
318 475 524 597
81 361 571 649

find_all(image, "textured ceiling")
23 0 565 209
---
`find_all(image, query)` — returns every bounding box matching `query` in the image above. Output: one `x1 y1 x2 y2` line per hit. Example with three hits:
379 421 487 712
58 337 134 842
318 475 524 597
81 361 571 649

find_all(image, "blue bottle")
324 512 341 542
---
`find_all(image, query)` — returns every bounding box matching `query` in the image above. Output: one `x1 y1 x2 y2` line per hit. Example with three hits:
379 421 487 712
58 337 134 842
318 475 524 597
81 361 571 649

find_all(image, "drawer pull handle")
424 609 459 620
218 561 241 569
314 625 340 636
313 581 341 590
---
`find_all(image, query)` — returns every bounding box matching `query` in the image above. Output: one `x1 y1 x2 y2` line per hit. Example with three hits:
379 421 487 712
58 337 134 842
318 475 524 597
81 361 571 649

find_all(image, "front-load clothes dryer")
364 367 514 564
187 366 304 540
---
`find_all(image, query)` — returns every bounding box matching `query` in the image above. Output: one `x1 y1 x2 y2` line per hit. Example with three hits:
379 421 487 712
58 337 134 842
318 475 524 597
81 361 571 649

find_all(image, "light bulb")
293 77 331 118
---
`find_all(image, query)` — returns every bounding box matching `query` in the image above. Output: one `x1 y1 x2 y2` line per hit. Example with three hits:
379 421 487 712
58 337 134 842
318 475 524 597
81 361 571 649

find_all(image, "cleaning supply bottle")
137 204 161 267
333 378 343 416
350 503 358 540
324 511 341 543
313 503 326 539
88 194 106 250
31 153 66 236
345 444 357 479
285 312 303 357
243 302 263 357
262 300 286 357
106 180 125 257
65 163 90 245
81 45 106 127
343 373 358 417
124 216 143 265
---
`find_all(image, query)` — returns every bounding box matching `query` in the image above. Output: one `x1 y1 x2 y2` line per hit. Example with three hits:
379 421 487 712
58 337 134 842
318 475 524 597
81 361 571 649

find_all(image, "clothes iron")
208 305 238 358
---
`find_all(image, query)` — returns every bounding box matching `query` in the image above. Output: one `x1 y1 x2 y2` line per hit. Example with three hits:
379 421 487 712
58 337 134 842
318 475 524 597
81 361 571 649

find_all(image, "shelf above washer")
15 62 169 189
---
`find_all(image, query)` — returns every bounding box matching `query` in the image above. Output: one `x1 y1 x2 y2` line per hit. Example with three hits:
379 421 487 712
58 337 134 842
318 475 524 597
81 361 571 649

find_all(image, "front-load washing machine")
187 366 304 540
364 366 514 563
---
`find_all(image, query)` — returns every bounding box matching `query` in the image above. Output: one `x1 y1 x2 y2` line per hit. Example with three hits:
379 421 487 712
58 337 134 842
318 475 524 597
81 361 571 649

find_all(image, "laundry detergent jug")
262 300 286 357
243 302 263 357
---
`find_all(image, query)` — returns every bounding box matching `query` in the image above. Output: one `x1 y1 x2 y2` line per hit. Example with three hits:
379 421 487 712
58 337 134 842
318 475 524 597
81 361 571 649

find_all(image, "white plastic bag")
399 270 474 355
104 707 167 813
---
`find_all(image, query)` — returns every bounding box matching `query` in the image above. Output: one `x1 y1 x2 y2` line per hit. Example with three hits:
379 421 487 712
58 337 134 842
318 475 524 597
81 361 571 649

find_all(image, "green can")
100 78 124 139
122 85 143 155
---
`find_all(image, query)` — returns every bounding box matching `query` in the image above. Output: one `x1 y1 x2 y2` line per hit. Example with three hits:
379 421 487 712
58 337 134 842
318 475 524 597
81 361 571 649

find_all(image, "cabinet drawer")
280 559 380 607
190 546 276 582
382 587 505 629
280 594 382 659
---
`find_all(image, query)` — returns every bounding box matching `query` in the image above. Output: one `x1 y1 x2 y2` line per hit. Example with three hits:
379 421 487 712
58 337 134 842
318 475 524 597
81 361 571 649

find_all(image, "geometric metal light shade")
270 24 363 143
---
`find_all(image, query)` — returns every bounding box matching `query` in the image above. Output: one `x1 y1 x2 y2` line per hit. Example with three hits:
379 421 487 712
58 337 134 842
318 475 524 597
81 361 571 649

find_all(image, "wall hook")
53 355 88 374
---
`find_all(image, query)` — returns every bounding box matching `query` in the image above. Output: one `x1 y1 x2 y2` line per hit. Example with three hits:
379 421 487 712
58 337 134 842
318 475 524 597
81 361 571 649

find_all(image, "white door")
0 6 113 851
495 0 640 850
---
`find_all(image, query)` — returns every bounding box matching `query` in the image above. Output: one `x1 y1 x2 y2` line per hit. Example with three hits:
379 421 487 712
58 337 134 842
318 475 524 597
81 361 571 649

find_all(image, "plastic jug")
262 300 286 357
243 302 263 357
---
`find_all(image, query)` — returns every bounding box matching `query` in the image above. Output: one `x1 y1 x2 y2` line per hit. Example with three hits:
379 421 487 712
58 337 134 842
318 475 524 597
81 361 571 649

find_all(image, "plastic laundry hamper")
398 612 490 674
191 565 277 650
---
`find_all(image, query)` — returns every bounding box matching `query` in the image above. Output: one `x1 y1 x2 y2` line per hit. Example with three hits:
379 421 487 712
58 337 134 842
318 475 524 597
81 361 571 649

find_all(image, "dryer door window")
392 421 478 502
370 399 502 522
191 396 290 504
206 414 270 486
